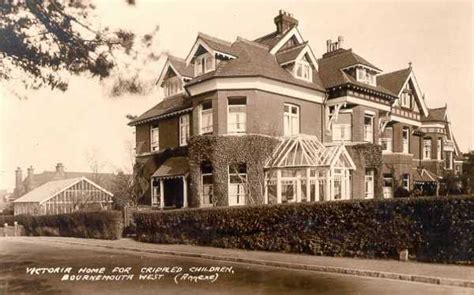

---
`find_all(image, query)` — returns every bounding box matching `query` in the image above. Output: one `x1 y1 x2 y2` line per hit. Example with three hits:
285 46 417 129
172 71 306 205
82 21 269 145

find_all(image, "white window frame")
201 164 213 207
194 53 215 76
363 114 374 143
445 151 453 170
200 102 213 135
150 126 159 152
364 169 375 199
294 60 312 82
402 174 410 190
179 114 190 146
423 138 432 160
163 76 182 97
227 98 247 134
228 165 247 206
383 174 393 198
400 85 412 109
283 103 300 136
332 123 351 141
380 126 393 153
402 127 410 154
437 138 442 160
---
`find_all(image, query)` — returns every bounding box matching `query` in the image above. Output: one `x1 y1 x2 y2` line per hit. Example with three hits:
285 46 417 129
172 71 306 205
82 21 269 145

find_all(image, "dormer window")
356 67 376 86
163 76 182 97
195 53 215 76
294 60 312 82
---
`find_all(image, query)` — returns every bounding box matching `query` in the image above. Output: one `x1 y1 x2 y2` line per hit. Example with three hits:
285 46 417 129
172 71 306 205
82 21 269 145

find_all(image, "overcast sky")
0 0 472 191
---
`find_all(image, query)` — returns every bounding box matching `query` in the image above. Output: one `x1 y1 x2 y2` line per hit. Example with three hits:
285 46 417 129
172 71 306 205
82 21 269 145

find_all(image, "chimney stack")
326 36 345 53
27 166 34 178
56 163 65 176
15 167 22 190
274 10 298 34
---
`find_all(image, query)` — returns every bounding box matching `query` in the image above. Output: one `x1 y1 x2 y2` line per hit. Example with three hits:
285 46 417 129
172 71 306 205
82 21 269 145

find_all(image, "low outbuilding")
13 177 113 216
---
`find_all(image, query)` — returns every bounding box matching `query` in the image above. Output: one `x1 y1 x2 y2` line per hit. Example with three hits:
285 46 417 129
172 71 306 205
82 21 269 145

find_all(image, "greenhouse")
264 135 356 204
13 177 113 216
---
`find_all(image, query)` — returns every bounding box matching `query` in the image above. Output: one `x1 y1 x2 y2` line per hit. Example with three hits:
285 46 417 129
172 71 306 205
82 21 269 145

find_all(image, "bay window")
179 114 190 146
283 103 300 136
227 97 247 133
200 101 213 134
423 138 431 159
363 114 374 143
402 127 410 154
445 151 453 170
228 164 247 206
150 126 159 152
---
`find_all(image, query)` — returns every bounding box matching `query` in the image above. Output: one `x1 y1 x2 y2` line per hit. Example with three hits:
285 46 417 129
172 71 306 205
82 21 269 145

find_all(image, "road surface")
0 238 472 294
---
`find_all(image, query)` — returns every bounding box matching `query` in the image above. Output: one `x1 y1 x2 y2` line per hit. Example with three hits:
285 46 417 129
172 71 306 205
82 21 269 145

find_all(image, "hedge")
0 211 123 240
134 196 474 264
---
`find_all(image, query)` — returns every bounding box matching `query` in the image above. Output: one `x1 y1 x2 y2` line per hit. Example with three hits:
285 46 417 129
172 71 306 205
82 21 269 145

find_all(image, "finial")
408 61 412 69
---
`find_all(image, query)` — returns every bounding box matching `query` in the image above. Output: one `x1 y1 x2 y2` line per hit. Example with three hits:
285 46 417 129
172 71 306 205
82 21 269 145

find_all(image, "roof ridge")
378 67 411 77
167 54 186 62
254 30 280 42
235 36 269 50
198 32 233 46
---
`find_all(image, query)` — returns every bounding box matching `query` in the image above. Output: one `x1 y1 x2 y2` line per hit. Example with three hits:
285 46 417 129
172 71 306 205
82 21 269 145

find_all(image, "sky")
0 0 472 192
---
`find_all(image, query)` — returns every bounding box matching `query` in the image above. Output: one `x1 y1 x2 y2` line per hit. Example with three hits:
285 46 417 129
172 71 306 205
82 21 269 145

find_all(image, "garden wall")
134 196 473 264
0 211 123 240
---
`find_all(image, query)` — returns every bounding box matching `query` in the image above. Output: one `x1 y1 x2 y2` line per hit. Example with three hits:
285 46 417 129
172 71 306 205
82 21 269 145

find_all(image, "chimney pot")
56 163 65 176
274 10 298 34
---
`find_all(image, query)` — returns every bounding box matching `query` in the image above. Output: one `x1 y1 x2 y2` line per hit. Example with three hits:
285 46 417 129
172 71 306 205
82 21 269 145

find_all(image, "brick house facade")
129 10 463 208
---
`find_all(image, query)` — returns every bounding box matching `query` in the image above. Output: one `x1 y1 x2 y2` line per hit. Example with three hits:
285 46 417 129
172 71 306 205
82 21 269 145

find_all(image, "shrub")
0 211 123 240
134 196 474 264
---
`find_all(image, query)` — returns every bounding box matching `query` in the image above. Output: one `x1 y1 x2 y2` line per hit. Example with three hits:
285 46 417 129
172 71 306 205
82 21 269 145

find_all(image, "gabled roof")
156 55 194 87
378 67 430 116
168 55 194 78
276 42 307 64
186 37 326 92
265 135 356 169
422 106 447 122
318 49 395 97
377 68 411 95
254 31 285 48
13 177 112 204
321 48 381 71
185 32 238 64
413 168 439 183
128 93 192 126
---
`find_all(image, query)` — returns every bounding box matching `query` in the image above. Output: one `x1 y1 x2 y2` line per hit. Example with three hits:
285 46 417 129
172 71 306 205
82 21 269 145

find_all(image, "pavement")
8 236 474 289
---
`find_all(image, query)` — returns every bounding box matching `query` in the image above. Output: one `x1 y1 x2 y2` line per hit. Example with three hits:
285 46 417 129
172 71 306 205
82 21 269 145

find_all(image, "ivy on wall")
188 135 280 207
347 143 384 198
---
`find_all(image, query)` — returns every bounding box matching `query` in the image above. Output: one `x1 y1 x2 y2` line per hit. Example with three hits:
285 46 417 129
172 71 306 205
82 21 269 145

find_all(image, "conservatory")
264 135 356 204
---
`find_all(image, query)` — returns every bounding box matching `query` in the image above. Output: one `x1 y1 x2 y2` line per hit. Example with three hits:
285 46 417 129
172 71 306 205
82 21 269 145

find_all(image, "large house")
129 10 463 209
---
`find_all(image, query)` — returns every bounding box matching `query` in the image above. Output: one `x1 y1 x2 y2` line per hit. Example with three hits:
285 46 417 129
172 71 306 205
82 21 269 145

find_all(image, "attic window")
195 53 215 76
400 85 413 109
294 60 312 82
163 76 182 97
356 67 376 86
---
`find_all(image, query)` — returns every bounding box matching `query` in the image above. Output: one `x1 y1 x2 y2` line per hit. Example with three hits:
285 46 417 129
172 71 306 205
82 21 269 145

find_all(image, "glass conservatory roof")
265 135 356 169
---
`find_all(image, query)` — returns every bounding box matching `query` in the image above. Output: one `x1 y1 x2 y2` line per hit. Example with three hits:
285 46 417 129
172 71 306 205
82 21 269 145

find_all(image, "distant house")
13 177 113 216
13 163 117 200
